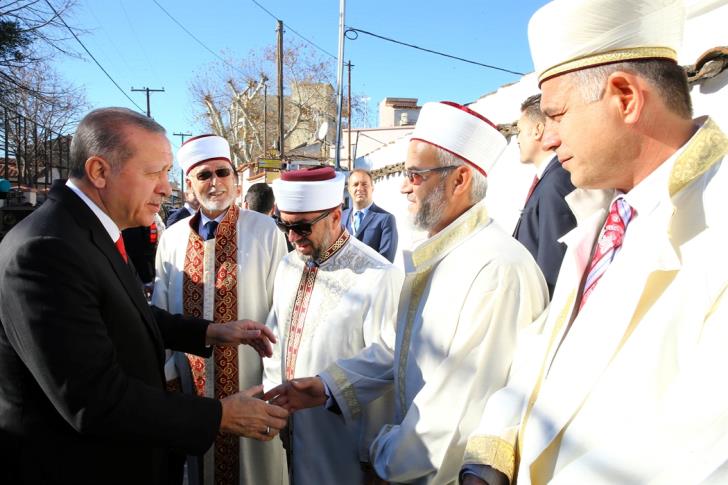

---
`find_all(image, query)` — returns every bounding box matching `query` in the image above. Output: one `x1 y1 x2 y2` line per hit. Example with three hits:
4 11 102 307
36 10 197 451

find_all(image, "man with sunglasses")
264 102 548 484
153 134 289 485
262 166 403 484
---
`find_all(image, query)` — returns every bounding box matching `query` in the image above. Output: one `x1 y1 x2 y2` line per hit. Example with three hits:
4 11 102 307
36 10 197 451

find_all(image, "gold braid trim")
463 435 516 482
327 364 362 418
668 118 728 197
539 47 677 83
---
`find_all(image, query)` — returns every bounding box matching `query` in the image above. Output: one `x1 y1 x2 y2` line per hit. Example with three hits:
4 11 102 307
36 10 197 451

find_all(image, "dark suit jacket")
0 182 221 485
513 157 577 297
166 206 192 227
342 202 399 262
122 225 157 284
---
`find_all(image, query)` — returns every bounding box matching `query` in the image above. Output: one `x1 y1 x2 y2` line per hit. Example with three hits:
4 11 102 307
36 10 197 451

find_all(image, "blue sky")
52 0 550 153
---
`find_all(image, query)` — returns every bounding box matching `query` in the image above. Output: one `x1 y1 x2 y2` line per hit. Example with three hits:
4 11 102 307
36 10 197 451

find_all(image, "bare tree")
191 42 365 167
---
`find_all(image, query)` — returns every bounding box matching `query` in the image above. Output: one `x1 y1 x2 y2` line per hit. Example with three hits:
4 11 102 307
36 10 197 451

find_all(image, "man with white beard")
153 134 288 485
265 102 548 484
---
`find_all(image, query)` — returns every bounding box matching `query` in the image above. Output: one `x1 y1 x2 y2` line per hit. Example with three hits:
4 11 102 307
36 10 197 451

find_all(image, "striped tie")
580 197 634 309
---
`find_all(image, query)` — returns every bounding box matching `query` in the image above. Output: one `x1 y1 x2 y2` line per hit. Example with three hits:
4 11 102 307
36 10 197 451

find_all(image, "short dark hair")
349 168 373 184
520 94 545 123
245 183 274 214
69 107 166 179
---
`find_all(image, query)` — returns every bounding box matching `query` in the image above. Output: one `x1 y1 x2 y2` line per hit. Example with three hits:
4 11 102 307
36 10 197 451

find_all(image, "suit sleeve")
378 214 399 263
151 306 212 357
0 235 221 454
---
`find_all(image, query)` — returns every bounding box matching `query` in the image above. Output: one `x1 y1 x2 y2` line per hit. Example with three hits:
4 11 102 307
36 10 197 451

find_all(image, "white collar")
65 179 120 242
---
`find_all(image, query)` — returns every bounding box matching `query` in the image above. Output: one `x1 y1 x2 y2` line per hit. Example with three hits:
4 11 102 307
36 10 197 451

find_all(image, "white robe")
464 117 728 485
153 208 289 485
319 200 549 484
263 234 404 485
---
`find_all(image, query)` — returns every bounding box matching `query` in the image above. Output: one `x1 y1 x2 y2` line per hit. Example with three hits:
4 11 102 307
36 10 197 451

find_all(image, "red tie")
115 236 128 263
579 198 635 309
524 175 539 204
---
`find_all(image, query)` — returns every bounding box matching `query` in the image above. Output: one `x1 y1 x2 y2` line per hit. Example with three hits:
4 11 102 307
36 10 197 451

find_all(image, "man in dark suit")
0 107 288 485
342 169 399 262
513 94 577 297
165 189 199 227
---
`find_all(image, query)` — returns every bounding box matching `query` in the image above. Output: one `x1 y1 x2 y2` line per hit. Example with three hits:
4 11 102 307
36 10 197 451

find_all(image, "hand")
262 377 327 412
206 319 276 357
220 385 288 441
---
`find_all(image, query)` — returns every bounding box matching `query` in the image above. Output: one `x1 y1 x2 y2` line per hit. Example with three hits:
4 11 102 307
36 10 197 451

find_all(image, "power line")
345 27 525 76
250 0 337 59
42 0 145 112
150 0 232 66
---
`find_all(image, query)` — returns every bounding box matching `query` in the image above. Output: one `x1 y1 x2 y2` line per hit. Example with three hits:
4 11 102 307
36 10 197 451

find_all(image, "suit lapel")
54 184 166 361
356 204 378 235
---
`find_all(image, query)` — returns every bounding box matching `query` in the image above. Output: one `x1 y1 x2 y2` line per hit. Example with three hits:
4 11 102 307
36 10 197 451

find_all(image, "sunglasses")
273 210 331 237
194 167 233 181
404 166 455 185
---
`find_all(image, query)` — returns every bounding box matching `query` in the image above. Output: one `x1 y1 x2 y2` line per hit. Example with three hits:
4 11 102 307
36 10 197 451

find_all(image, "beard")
295 228 334 264
198 189 235 214
410 176 447 232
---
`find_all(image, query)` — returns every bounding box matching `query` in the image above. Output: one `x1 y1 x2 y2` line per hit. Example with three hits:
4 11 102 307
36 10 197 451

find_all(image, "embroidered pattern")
183 205 241 485
284 231 351 380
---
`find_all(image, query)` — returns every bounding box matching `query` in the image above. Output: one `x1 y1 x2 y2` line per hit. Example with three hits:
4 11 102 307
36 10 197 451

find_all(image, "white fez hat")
272 166 345 213
529 0 685 84
410 101 506 176
177 134 233 174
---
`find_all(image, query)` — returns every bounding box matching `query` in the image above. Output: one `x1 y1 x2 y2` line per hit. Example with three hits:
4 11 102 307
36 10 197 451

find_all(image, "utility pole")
334 0 346 171
131 87 165 117
276 21 285 160
173 132 192 189
262 75 269 155
173 132 192 145
347 60 353 170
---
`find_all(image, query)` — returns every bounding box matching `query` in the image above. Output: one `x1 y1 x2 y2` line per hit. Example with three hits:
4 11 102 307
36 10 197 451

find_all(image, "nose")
400 175 412 194
541 119 561 152
160 172 172 197
287 229 302 242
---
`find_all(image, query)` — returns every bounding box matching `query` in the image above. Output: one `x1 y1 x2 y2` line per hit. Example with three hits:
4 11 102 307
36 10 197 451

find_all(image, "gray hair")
433 146 488 203
566 58 692 119
69 107 166 179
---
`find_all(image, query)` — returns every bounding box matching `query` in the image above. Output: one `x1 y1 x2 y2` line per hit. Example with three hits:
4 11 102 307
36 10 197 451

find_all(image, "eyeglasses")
194 167 233 181
403 166 456 185
273 209 331 237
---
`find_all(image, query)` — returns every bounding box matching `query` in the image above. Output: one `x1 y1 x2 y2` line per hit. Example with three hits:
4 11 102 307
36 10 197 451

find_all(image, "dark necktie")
203 220 218 241
353 211 363 234
524 175 539 204
115 236 128 263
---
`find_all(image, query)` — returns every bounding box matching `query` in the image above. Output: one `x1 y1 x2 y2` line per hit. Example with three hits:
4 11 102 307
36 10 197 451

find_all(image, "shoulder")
347 236 395 269
238 208 278 232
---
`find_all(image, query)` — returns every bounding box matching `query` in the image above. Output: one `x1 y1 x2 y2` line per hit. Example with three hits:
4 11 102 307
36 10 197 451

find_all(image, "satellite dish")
316 121 330 142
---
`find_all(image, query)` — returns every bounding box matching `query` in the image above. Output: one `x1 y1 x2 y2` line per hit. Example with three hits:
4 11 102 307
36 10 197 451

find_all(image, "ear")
85 156 111 189
185 177 193 192
450 165 472 198
533 121 545 141
331 206 343 226
604 71 645 125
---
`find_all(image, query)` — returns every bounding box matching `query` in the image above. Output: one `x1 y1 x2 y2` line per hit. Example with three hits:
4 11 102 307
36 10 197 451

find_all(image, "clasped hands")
262 377 328 413
205 318 276 357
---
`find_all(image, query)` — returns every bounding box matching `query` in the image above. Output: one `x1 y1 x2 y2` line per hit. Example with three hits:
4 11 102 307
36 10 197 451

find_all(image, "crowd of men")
2 0 728 484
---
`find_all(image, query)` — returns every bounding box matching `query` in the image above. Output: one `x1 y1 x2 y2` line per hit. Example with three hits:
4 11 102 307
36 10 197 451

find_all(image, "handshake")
206 320 328 441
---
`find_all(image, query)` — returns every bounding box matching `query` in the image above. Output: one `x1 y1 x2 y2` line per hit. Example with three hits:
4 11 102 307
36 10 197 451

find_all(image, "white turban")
410 101 506 176
529 0 685 84
272 166 345 213
177 134 232 174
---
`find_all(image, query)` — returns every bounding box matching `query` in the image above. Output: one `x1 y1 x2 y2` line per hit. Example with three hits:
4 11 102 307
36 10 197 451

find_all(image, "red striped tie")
580 198 634 309
115 236 128 263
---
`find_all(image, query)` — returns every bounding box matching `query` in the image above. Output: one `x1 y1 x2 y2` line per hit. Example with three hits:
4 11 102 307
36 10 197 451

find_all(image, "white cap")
529 0 685 84
410 101 506 176
273 166 345 213
177 134 232 174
